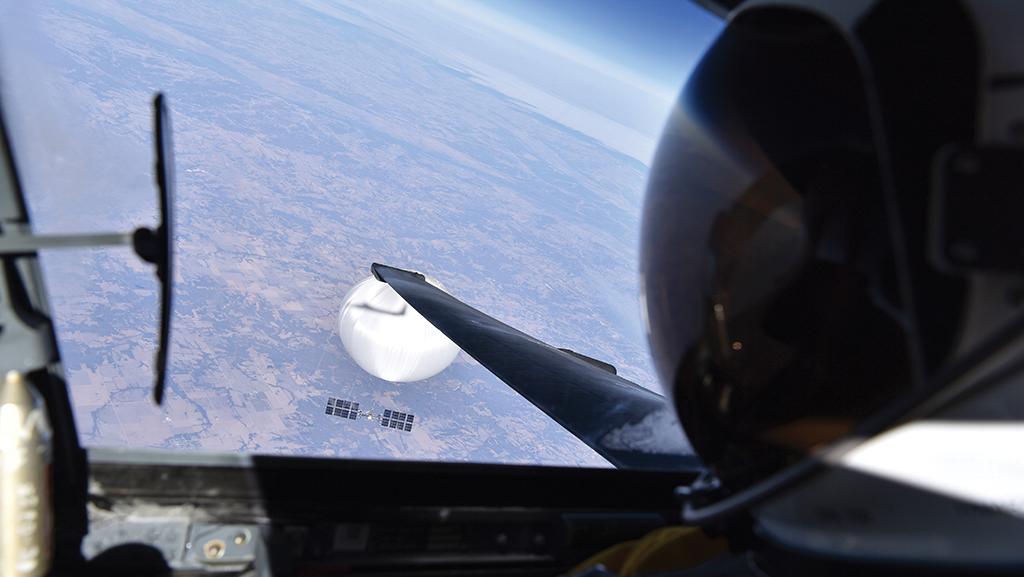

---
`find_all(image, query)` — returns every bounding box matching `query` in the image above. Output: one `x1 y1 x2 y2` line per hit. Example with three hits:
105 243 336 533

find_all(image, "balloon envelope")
338 275 460 382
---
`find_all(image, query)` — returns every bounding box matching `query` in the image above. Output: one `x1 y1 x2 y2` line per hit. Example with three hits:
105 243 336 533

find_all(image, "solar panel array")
323 398 417 431
381 409 414 432
325 397 359 420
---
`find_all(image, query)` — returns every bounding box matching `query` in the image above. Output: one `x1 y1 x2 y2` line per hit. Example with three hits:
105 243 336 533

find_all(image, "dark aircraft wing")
371 263 700 471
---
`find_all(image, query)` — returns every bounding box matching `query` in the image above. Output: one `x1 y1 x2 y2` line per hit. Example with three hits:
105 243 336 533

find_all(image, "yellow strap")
570 526 728 576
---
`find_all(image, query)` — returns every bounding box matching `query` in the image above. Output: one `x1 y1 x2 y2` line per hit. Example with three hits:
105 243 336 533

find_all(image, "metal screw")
204 539 226 560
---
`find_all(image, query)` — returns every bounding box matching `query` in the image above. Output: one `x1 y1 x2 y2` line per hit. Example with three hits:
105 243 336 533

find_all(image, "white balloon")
338 275 460 382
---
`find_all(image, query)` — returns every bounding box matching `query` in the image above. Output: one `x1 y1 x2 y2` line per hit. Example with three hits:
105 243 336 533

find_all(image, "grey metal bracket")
0 232 131 254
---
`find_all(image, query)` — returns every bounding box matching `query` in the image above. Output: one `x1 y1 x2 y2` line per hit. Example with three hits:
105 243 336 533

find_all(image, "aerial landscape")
0 0 696 467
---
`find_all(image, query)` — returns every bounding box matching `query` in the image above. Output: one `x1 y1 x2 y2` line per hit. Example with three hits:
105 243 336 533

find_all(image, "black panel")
87 450 694 575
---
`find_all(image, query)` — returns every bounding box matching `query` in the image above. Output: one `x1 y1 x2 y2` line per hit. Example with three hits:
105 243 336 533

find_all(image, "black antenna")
132 93 174 405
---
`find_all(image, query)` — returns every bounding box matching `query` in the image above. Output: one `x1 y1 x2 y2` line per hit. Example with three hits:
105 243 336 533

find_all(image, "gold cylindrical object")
0 371 52 577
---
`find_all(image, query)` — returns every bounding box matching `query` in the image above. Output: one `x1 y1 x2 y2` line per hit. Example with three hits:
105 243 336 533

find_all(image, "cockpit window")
0 1 721 467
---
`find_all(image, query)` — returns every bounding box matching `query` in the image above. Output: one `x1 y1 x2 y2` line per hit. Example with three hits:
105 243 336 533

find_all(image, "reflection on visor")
641 7 914 489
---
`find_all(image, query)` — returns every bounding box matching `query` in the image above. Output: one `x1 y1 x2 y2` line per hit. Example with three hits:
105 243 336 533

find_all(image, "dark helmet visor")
641 7 912 485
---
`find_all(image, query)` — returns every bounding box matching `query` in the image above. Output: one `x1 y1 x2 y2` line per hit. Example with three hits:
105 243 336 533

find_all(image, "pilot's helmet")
642 0 1024 564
